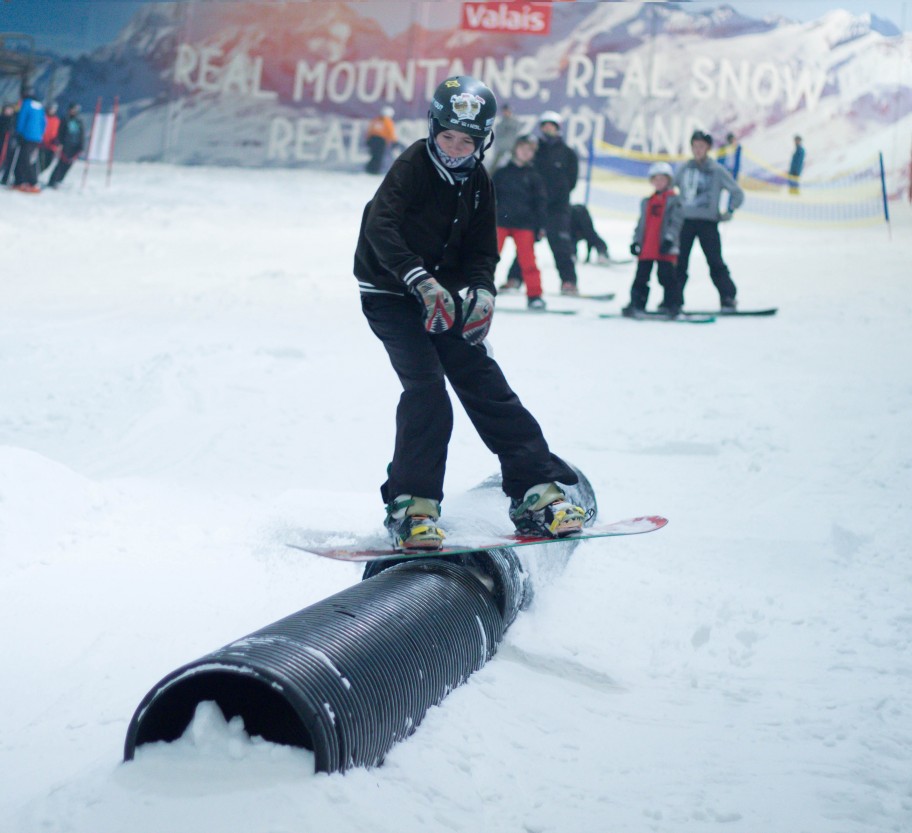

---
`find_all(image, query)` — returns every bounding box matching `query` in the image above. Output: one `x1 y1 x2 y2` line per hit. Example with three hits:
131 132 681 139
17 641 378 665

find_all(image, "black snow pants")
675 218 737 303
361 291 578 505
507 203 578 287
628 259 682 310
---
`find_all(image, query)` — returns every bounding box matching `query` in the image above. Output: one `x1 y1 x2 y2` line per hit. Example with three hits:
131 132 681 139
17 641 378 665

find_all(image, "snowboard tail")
289 516 668 563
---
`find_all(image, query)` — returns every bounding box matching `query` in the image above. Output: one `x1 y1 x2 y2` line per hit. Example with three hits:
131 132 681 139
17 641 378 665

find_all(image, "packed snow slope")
1 163 911 833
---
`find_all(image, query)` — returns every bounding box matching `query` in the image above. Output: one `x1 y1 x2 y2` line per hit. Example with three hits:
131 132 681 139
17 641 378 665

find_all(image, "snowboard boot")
509 482 587 538
720 297 737 312
527 296 546 311
385 495 446 551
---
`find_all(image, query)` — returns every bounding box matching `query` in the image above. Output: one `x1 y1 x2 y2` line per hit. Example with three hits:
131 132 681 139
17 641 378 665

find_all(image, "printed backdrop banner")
3 1 910 192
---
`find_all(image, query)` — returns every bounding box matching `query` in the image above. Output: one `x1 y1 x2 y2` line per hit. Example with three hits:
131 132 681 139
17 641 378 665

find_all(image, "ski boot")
509 482 588 538
385 495 446 551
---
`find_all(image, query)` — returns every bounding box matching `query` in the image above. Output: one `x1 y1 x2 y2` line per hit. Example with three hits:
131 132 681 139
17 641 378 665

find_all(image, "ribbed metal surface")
124 559 504 772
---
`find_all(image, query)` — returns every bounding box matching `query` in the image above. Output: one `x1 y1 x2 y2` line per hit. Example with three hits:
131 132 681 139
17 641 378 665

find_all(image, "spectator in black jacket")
493 135 547 309
47 103 85 188
354 75 587 552
535 111 580 294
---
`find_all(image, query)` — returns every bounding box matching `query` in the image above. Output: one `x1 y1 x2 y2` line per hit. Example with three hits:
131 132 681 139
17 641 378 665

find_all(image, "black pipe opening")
127 668 314 753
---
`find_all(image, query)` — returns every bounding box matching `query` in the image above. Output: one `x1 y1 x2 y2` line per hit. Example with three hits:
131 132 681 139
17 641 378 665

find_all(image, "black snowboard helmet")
429 76 497 139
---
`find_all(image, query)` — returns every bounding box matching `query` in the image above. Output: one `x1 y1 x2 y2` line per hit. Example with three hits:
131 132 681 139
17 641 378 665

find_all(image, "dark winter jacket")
534 135 578 209
15 97 46 144
492 161 547 231
0 112 15 144
354 139 499 297
57 114 85 159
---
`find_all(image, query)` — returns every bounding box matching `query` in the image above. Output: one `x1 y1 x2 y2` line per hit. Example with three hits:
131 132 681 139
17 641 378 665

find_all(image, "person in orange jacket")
40 102 60 172
365 105 397 174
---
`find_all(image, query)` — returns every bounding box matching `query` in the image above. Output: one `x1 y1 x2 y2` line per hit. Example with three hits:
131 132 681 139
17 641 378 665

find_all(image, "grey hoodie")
675 157 744 221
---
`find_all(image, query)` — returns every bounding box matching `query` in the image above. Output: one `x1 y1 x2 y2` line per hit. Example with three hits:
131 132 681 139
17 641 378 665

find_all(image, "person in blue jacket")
788 135 805 195
13 85 46 190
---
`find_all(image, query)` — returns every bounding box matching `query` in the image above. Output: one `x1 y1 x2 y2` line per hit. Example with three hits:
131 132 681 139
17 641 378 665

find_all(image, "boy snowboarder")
675 130 744 311
354 75 588 551
492 134 548 309
624 161 685 317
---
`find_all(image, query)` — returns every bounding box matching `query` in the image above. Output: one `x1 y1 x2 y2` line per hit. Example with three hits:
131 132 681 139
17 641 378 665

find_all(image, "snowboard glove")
630 242 641 256
410 275 456 334
659 239 673 254
462 287 495 345
719 211 734 222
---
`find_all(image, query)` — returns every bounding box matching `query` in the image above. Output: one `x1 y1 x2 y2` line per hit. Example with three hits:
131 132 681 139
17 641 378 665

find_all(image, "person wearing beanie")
674 130 744 311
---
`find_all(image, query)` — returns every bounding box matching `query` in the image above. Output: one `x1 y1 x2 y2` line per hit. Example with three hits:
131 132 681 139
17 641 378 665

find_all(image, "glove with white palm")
410 275 456 334
462 287 495 345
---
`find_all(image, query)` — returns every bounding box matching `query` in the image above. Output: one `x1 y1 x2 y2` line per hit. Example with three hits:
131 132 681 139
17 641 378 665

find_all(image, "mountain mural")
3 1 910 192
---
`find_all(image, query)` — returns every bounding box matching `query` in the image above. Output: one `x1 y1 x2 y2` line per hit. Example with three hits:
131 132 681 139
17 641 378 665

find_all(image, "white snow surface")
2 164 912 833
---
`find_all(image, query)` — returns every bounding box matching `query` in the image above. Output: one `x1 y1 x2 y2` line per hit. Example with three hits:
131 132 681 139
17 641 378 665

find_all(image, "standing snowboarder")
534 111 580 295
624 162 685 317
492 134 548 309
354 76 588 551
675 130 744 311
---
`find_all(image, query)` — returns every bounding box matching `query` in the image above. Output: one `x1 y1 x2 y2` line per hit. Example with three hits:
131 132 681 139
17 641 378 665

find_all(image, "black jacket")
354 139 499 296
58 115 85 158
492 161 547 231
534 136 578 209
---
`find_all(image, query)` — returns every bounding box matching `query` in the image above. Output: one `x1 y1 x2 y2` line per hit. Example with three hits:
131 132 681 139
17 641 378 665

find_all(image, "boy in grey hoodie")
674 130 744 310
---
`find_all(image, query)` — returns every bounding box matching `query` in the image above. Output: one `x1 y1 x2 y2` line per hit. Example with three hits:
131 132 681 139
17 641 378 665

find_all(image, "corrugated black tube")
124 465 596 773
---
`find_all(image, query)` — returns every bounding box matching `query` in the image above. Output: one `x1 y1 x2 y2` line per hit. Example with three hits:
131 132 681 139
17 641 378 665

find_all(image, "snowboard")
548 292 616 302
683 307 778 317
599 311 716 324
498 306 578 316
288 515 668 563
583 257 635 266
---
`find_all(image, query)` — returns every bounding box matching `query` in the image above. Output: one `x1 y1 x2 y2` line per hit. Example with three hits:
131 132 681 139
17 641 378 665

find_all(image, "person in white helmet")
534 110 580 294
623 161 685 317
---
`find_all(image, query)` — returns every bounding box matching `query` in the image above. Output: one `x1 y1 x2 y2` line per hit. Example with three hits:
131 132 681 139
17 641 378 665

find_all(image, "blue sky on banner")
1 1 910 56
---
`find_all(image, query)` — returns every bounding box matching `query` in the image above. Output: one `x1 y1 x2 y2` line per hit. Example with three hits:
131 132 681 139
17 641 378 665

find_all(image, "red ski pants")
497 227 543 299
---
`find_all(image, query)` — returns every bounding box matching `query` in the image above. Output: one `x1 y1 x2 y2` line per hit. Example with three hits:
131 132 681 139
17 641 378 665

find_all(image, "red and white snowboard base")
288 515 668 563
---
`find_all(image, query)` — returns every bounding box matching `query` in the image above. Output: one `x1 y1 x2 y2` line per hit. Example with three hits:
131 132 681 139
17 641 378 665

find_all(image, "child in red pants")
492 135 547 309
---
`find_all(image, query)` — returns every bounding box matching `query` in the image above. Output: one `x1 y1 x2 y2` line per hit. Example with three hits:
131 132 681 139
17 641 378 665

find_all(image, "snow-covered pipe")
123 466 595 773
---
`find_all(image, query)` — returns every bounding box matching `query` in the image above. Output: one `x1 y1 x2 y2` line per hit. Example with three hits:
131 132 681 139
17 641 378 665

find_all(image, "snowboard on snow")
498 306 578 316
547 292 616 302
288 515 668 563
599 311 716 324
582 257 635 266
683 307 778 317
